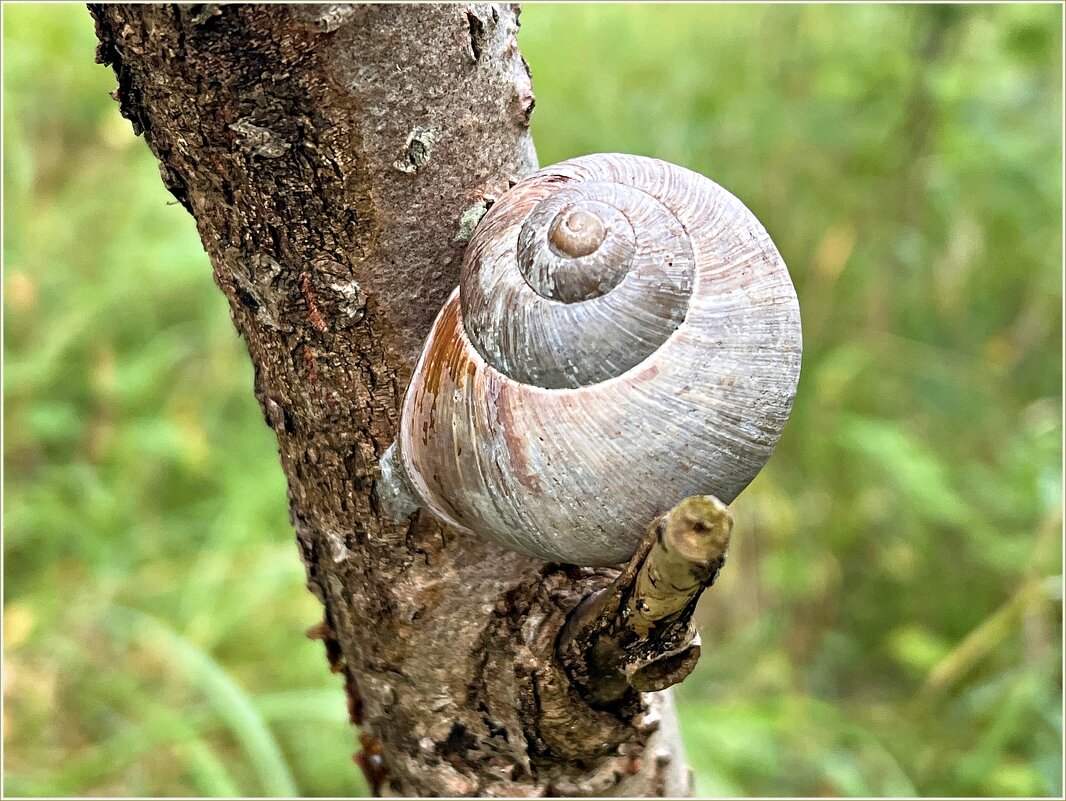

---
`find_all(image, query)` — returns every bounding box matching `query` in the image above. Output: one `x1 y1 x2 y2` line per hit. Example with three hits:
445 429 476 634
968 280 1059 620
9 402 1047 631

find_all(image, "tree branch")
89 4 701 795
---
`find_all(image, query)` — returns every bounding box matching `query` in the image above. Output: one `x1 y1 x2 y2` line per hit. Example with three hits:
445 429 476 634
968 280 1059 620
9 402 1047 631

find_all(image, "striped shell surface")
394 154 801 565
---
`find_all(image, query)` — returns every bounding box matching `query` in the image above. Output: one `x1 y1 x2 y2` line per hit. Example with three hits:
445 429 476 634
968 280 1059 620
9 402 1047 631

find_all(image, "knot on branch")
467 496 732 777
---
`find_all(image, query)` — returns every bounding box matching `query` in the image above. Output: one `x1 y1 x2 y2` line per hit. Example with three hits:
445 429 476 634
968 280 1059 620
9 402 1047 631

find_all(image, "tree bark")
90 4 692 796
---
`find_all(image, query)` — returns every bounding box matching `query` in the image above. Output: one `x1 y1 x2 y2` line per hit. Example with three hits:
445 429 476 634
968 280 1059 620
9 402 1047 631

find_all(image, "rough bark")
90 4 693 796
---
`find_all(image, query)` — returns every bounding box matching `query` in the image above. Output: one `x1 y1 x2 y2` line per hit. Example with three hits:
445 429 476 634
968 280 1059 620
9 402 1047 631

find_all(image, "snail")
379 153 801 566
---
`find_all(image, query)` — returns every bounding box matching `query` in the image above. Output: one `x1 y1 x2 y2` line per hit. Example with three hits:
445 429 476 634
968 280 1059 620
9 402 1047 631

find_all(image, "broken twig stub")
557 495 733 706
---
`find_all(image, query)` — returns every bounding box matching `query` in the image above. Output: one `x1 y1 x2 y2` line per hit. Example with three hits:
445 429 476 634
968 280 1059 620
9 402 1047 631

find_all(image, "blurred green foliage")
3 3 1062 797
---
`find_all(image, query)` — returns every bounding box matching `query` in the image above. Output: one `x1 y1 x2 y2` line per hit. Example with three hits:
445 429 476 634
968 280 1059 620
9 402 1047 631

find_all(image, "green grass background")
3 3 1063 797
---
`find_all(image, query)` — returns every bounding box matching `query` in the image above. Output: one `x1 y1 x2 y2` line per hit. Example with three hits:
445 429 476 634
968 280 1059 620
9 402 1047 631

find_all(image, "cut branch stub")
556 496 734 706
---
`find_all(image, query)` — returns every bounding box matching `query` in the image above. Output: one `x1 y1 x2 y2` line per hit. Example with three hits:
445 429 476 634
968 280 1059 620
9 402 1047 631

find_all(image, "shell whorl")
460 160 696 388
396 154 802 565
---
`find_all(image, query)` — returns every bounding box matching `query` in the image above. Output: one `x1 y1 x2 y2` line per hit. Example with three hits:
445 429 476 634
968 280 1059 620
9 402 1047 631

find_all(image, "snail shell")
390 153 801 565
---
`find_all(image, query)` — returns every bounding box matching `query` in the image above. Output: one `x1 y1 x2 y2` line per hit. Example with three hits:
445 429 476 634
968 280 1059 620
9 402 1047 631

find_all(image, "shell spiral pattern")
394 154 802 565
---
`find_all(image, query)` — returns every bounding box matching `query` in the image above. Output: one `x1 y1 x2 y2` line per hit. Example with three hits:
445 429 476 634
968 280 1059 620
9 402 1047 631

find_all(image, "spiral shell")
393 153 801 565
